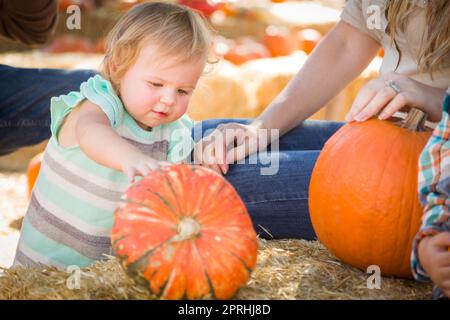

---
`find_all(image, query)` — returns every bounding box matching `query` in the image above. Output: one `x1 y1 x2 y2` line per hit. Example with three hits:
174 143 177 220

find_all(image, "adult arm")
256 20 380 136
194 21 381 173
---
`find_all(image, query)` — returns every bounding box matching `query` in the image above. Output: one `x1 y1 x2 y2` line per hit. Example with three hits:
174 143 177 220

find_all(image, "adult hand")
193 122 265 175
345 72 446 123
418 232 450 297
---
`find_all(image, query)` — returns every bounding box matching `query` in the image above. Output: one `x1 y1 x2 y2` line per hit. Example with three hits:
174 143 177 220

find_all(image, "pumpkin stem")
175 217 201 241
400 108 428 131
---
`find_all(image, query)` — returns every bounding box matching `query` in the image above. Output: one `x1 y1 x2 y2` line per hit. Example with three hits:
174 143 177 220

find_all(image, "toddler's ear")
108 59 121 91
108 59 118 78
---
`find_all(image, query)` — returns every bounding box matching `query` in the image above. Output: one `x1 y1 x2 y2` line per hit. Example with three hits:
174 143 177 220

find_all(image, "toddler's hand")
418 232 450 297
121 152 171 182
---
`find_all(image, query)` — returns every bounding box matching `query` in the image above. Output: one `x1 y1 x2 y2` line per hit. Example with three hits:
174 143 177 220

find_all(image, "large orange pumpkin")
309 109 432 278
27 152 43 198
111 164 258 299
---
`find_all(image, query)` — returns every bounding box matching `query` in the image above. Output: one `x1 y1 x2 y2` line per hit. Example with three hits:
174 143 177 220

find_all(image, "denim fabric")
433 287 449 300
0 65 96 155
194 119 344 240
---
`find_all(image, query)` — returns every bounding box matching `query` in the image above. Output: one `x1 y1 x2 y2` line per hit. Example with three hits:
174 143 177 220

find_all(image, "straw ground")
0 172 432 300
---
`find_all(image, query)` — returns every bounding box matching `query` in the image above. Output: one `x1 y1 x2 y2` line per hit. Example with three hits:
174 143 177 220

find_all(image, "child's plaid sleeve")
411 93 450 282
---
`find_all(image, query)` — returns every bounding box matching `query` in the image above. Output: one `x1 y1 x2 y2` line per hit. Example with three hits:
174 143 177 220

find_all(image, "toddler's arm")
75 100 170 181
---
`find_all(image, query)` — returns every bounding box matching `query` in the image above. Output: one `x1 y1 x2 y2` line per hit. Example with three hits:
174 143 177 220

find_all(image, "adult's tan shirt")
341 0 450 90
0 0 57 45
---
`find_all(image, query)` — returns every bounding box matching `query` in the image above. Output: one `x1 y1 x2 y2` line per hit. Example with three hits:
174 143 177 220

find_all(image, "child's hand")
121 152 171 182
418 232 450 296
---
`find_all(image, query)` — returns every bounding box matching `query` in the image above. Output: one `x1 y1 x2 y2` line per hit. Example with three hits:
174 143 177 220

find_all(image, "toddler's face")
117 42 204 130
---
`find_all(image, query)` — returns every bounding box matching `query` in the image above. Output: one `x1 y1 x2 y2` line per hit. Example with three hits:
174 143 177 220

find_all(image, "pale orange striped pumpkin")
111 164 258 299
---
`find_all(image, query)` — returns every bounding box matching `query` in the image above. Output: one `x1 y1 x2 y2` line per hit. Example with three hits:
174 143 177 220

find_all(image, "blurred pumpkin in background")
222 37 271 65
58 0 95 11
263 25 295 57
45 36 94 53
218 2 239 17
93 37 106 53
177 0 221 17
296 28 322 54
105 0 143 11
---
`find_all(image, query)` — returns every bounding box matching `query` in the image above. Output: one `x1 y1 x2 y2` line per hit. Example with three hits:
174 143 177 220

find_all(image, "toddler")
13 2 212 269
411 89 450 299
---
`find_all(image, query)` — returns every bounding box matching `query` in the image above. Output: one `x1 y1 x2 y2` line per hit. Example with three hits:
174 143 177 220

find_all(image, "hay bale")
239 51 319 117
211 1 344 41
0 51 103 70
257 2 342 35
239 53 382 121
188 60 257 120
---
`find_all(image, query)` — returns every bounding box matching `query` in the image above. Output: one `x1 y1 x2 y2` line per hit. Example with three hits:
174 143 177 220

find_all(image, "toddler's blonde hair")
101 1 213 89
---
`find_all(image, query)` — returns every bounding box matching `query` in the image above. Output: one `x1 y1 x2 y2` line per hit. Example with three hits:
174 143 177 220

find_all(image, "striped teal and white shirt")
13 75 195 269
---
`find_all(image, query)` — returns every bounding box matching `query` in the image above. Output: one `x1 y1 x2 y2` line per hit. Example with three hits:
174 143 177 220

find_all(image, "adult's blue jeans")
194 119 344 240
0 64 96 155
